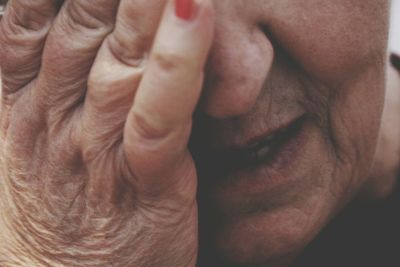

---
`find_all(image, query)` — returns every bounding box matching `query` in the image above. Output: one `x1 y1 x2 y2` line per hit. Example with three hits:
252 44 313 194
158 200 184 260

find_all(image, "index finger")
124 0 215 197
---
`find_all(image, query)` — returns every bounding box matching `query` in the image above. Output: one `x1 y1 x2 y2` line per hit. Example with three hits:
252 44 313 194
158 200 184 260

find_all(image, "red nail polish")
175 0 195 20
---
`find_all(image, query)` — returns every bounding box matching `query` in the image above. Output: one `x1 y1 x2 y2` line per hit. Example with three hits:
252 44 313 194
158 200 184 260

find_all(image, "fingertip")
152 0 215 71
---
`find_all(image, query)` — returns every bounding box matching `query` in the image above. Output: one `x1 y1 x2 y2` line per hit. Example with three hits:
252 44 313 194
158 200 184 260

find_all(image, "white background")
391 0 400 53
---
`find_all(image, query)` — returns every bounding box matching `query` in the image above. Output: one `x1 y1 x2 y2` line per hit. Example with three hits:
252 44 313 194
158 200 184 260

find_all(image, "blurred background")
391 0 400 54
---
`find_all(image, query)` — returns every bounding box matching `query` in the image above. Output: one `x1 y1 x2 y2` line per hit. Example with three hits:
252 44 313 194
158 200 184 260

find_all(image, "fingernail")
175 0 196 20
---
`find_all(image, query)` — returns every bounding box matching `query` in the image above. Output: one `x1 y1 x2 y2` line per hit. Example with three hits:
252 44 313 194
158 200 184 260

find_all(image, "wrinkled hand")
0 1 214 266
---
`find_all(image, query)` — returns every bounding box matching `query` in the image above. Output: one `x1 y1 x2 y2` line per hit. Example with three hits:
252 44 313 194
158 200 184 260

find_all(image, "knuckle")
130 110 171 141
64 1 114 32
107 33 148 67
88 59 142 99
137 199 193 227
86 80 122 108
152 49 188 74
1 1 53 36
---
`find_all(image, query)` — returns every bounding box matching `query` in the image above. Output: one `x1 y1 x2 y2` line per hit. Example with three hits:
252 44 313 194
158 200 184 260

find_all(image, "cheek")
330 65 386 183
260 0 389 190
265 0 389 87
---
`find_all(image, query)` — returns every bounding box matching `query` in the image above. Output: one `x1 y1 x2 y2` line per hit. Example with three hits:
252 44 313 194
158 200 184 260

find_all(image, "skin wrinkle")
197 2 390 266
5 4 51 33
0 122 148 266
258 25 334 143
4 180 146 267
0 2 55 105
107 34 148 68
0 56 198 267
292 22 388 203
0 1 397 266
0 44 44 104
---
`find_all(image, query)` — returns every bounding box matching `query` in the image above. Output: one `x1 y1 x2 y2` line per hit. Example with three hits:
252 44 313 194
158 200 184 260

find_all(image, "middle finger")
80 0 165 156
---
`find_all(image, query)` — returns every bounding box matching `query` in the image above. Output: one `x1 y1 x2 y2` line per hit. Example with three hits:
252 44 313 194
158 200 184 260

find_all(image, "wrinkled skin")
195 1 393 265
0 0 397 267
0 1 214 266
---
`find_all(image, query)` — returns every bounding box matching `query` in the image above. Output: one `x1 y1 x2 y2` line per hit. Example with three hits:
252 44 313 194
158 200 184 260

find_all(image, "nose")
200 20 274 119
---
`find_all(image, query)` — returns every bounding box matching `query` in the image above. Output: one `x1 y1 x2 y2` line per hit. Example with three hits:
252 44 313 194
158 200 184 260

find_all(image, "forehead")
248 0 390 84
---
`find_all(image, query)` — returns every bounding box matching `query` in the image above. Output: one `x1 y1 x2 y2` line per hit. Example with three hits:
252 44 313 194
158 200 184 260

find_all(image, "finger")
108 0 165 66
80 0 165 152
35 0 119 113
0 0 56 103
124 0 215 197
79 1 166 204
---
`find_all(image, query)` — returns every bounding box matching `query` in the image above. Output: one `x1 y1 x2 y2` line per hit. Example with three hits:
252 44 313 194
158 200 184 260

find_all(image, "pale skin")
0 1 399 267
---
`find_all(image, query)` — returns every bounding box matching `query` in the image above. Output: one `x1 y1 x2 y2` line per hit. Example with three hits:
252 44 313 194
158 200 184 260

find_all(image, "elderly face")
191 0 390 265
